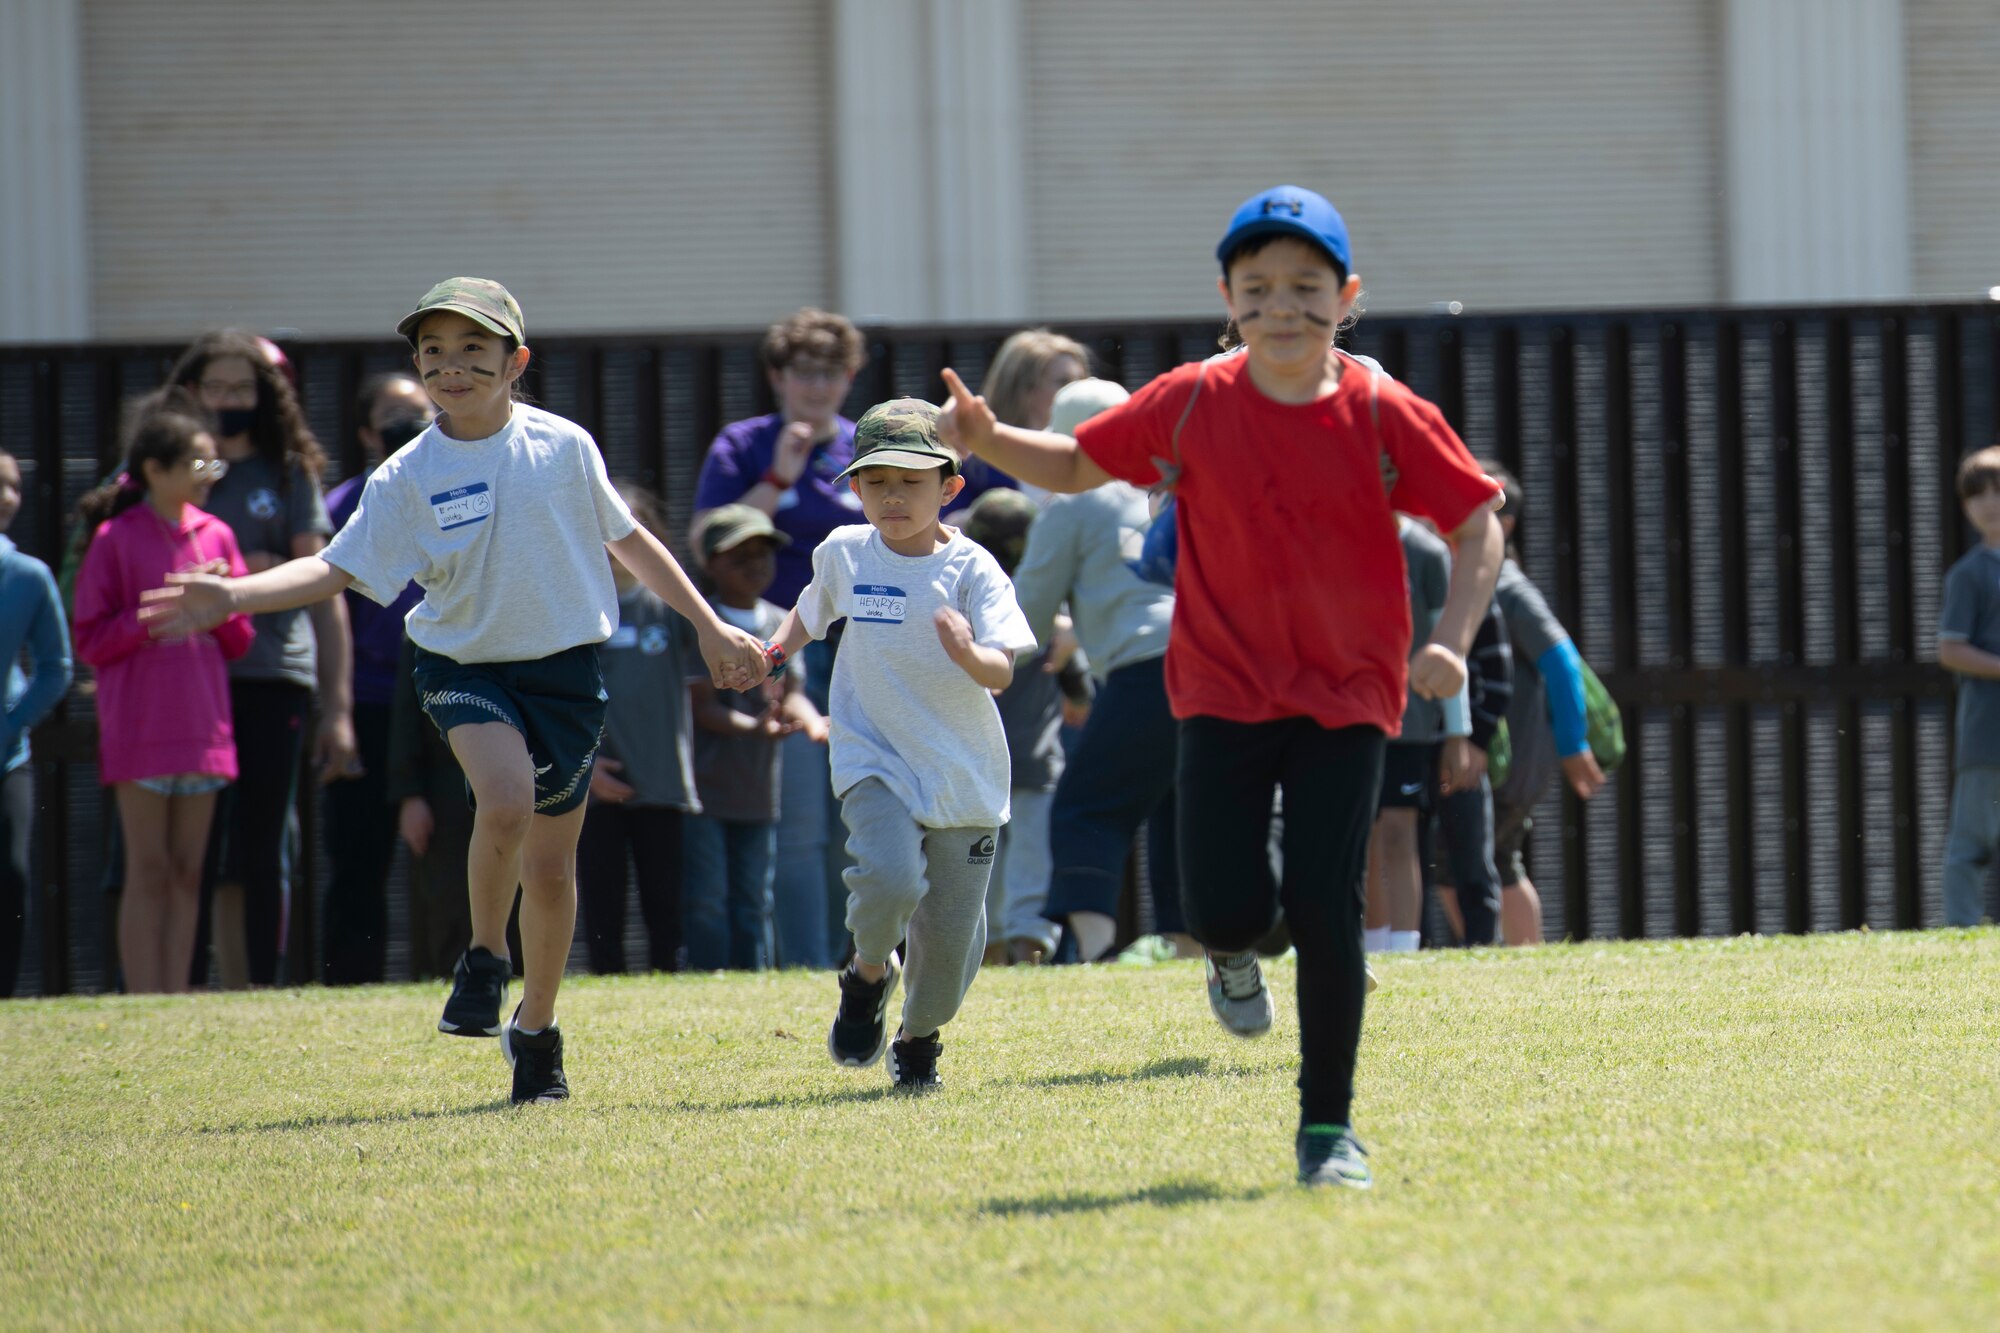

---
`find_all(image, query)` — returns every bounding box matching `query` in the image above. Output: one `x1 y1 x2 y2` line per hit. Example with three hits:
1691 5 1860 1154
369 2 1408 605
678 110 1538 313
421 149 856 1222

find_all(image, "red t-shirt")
1075 351 1499 734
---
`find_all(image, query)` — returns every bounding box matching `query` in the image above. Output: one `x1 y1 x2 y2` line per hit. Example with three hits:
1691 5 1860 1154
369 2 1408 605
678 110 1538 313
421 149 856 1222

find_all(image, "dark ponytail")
74 388 215 559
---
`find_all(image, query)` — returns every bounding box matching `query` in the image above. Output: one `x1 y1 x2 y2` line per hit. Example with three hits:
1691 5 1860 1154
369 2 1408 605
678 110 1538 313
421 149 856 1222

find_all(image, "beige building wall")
1022 0 1720 319
1907 0 2000 298
45 0 1993 341
83 0 831 339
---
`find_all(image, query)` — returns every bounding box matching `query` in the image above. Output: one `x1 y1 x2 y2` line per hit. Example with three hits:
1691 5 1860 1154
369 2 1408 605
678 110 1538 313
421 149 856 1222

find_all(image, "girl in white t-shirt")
141 277 767 1104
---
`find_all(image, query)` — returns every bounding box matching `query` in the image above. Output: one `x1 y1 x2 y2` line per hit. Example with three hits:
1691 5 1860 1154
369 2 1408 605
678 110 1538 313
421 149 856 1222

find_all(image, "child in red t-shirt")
938 185 1502 1189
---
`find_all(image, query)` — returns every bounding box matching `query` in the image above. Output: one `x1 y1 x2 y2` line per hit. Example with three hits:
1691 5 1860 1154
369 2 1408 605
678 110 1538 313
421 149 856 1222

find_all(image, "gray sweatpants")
1942 766 2000 927
841 778 996 1039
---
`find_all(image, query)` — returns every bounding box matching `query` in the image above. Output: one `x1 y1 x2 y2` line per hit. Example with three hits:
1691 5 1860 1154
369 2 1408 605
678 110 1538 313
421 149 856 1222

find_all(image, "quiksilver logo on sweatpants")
969 835 996 865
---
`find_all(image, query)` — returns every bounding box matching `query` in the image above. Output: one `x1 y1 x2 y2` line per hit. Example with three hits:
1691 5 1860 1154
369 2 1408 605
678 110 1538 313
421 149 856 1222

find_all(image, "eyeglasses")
198 379 259 404
782 363 847 387
189 459 230 479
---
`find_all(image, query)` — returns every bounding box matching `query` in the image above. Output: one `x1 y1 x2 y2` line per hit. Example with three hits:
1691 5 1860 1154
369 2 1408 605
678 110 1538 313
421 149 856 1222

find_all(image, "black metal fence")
5 302 1998 992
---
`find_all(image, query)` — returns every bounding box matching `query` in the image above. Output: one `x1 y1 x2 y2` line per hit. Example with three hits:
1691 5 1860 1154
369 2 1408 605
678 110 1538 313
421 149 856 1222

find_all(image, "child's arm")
778 674 828 742
6 561 72 744
933 607 1014 692
72 540 152 668
690 681 781 737
606 527 765 691
1410 499 1504 701
1938 639 2000 680
938 368 1115 495
769 605 816 667
138 557 352 637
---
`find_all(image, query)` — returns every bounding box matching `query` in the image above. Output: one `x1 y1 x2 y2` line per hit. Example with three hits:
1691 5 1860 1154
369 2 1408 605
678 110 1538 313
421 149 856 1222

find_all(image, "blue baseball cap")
1216 186 1351 278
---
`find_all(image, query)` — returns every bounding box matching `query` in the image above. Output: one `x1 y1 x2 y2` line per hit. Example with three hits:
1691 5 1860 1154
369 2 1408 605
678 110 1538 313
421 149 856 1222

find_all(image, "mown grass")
3 931 1996 1330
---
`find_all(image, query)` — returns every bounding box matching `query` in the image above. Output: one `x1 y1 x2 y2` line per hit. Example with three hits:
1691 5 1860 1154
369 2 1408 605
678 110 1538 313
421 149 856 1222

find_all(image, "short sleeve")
579 430 637 542
1498 564 1568 662
797 541 844 639
287 464 334 540
964 551 1037 656
1074 364 1202 489
323 470 424 607
1380 392 1501 534
693 427 752 510
1940 560 1981 641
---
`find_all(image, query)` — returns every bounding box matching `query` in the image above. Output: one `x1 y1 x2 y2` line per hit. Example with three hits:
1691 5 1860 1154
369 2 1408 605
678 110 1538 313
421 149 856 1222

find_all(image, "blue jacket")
0 535 72 772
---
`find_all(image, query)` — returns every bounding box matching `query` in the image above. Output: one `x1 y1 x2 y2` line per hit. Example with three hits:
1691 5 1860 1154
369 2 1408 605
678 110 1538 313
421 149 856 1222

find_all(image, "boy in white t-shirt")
765 400 1036 1091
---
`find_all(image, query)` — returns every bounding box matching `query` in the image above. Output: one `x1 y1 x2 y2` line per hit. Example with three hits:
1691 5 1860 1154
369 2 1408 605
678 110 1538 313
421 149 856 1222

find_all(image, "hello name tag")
430 483 492 531
605 625 639 650
852 584 908 624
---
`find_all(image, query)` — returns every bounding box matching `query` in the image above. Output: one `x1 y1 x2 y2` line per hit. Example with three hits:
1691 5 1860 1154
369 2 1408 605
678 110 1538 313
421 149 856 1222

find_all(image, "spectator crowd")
6 293 1987 1003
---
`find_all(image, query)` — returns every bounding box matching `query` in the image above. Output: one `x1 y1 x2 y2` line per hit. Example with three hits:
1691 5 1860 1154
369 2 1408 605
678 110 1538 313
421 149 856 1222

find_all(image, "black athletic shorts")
1377 741 1438 812
412 642 606 816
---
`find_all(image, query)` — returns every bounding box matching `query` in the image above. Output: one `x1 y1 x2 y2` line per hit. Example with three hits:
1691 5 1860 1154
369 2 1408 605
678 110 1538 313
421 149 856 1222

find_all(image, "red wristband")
764 641 789 678
759 469 791 491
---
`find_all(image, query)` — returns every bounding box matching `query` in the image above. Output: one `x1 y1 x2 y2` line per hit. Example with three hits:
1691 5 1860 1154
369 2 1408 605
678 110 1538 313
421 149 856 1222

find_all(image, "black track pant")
576 803 684 974
195 680 310 987
320 702 396 985
0 766 33 997
1177 716 1384 1129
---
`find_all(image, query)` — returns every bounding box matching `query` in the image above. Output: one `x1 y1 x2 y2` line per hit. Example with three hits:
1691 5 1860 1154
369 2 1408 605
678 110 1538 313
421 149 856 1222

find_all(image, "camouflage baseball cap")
961 487 1038 572
695 503 792 560
837 398 960 479
396 277 526 347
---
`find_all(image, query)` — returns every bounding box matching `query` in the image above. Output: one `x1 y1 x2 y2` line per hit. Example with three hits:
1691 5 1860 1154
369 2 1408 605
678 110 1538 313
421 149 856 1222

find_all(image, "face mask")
216 406 257 439
377 415 428 451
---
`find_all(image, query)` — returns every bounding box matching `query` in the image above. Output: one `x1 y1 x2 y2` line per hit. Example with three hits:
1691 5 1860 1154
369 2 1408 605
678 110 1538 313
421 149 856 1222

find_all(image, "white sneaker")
1205 950 1273 1038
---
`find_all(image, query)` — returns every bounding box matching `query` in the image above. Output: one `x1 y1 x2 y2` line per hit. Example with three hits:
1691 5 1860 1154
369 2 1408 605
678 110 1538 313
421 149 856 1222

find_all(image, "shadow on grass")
671 1086 895 1113
1010 1055 1253 1089
200 1099 516 1134
980 1178 1274 1217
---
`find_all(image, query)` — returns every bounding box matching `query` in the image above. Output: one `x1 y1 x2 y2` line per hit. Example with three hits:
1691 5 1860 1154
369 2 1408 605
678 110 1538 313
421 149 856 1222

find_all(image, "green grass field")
5 932 1997 1330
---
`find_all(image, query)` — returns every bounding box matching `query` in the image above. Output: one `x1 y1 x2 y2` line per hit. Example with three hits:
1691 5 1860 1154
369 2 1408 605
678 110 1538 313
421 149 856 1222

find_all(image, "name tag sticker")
852 584 908 624
430 483 492 531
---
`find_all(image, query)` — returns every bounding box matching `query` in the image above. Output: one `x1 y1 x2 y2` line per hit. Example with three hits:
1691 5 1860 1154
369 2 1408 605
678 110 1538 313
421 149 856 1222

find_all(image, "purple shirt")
694 413 864 607
327 471 423 708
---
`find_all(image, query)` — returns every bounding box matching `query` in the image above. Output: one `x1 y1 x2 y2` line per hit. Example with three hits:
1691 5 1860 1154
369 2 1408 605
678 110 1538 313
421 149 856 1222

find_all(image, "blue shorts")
134 772 229 797
412 643 607 817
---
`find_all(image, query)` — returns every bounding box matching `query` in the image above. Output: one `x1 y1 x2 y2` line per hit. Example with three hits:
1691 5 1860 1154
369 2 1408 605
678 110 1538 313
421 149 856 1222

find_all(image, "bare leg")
516 803 587 1031
116 784 171 994
1364 816 1390 931
1375 808 1422 931
210 882 249 988
160 792 218 993
445 722 536 961
1501 878 1544 946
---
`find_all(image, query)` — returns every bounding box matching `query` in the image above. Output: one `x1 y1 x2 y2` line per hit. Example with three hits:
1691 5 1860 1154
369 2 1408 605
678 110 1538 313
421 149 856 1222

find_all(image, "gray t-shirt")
597 585 702 811
202 457 331 688
1492 557 1571 808
1939 544 2000 770
996 647 1066 793
1010 481 1173 679
693 599 787 822
799 525 1037 828
325 404 637 664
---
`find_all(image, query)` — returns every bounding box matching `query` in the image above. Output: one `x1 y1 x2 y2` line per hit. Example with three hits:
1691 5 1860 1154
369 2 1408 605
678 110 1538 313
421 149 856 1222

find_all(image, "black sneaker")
501 1007 569 1104
1296 1124 1371 1189
888 1031 942 1093
439 946 509 1036
827 953 900 1068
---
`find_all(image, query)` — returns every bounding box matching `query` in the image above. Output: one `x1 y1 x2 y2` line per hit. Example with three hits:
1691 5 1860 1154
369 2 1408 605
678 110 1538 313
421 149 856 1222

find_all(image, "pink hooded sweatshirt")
73 502 254 785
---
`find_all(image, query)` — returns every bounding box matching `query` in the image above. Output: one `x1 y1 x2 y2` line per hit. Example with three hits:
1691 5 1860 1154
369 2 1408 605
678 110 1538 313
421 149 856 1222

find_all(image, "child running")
935 186 1503 1187
764 400 1036 1091
140 278 768 1102
73 391 253 993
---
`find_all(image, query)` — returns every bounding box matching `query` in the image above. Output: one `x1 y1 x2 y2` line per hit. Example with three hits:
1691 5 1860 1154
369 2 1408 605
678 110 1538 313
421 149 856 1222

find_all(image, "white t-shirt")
324 404 637 664
799 525 1037 828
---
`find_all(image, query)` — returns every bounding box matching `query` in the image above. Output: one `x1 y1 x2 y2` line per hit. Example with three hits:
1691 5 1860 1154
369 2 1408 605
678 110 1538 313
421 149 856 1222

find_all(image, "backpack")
1130 350 1389 587
1486 658 1625 789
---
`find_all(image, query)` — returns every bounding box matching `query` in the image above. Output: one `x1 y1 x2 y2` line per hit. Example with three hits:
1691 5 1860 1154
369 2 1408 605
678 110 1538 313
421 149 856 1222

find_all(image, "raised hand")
769 419 817 489
937 368 996 457
138 571 234 638
933 605 977 664
590 756 635 803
